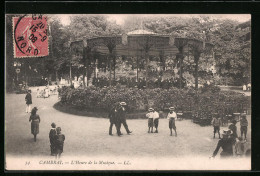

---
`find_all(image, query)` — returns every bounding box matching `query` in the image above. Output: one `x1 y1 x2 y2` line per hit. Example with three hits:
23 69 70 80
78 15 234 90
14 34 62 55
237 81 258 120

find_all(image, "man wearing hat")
146 108 154 133
25 90 32 113
240 113 248 140
108 104 121 136
116 102 132 136
167 107 177 136
212 129 234 158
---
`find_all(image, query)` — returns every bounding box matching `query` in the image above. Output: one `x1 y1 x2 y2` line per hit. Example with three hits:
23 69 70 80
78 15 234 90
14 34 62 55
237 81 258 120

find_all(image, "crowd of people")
211 114 249 158
242 83 251 91
25 88 66 158
92 77 187 89
36 85 59 98
108 101 250 158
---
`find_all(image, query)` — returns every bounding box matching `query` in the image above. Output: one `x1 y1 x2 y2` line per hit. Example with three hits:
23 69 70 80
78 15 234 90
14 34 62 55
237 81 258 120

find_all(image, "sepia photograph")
5 13 251 170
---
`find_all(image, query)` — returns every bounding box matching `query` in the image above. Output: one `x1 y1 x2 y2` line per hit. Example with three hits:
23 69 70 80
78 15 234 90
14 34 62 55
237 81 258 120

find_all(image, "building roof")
127 29 156 35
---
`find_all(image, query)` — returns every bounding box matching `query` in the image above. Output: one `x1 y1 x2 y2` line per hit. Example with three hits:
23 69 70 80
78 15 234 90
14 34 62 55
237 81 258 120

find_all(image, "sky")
56 14 251 26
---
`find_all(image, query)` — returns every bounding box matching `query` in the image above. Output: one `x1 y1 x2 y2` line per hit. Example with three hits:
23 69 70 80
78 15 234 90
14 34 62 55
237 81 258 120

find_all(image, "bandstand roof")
70 30 212 57
127 29 156 35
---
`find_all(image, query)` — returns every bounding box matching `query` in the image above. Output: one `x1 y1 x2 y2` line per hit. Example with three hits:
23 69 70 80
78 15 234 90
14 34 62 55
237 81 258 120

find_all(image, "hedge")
58 85 250 117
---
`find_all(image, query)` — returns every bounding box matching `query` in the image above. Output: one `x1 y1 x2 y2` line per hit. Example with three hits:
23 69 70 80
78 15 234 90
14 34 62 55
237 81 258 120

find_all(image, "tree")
68 15 123 87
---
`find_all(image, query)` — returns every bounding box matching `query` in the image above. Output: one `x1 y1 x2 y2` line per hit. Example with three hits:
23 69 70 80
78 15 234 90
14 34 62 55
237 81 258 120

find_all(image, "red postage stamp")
13 14 49 58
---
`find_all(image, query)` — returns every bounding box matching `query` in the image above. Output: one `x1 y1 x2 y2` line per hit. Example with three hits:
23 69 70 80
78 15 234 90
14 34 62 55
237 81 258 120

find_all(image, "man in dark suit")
25 90 32 113
108 104 121 136
116 102 132 136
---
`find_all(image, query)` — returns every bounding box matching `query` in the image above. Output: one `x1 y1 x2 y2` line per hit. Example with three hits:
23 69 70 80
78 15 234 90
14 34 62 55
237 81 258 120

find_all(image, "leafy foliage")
59 85 250 117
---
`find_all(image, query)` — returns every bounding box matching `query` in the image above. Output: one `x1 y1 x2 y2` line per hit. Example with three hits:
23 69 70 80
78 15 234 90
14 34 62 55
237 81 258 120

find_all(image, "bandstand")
70 29 214 90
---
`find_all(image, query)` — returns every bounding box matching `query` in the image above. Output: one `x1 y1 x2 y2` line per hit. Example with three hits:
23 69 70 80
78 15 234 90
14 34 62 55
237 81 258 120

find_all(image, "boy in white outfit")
146 108 154 133
167 107 177 136
153 109 160 133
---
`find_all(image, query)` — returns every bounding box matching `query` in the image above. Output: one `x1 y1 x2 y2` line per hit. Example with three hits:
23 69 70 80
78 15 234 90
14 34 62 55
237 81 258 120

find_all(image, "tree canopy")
6 14 251 88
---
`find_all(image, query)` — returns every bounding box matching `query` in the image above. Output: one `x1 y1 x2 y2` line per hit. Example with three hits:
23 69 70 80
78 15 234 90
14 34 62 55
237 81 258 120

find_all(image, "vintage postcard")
5 14 251 170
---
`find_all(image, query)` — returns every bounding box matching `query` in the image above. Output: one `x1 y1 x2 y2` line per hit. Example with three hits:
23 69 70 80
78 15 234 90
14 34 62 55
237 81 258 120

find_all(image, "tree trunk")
56 71 58 83
113 56 116 80
176 46 184 89
137 56 139 81
109 55 112 86
194 55 199 91
86 64 89 87
83 69 86 88
83 48 86 89
69 63 72 85
145 52 149 87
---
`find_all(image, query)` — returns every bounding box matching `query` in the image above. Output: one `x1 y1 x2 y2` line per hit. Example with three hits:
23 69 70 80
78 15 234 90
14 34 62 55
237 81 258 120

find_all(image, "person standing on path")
108 104 121 136
29 107 40 142
167 107 177 136
240 114 248 140
146 108 154 133
229 119 238 142
153 109 160 133
54 127 65 159
211 114 222 139
117 102 132 136
49 123 57 156
25 90 32 113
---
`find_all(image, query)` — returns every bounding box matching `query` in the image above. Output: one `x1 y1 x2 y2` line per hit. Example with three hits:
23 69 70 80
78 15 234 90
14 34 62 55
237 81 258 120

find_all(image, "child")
240 114 248 140
167 107 177 136
49 123 57 156
211 114 222 139
146 108 154 133
153 109 160 133
54 127 65 159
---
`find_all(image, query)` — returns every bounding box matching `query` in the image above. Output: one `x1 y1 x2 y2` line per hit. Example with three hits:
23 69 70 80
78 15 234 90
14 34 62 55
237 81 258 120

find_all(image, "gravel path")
5 90 251 170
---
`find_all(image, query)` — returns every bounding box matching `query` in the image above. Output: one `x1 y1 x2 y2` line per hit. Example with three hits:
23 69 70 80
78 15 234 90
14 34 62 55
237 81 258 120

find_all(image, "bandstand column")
189 39 213 91
174 38 188 89
194 52 201 91
83 46 92 88
145 51 149 87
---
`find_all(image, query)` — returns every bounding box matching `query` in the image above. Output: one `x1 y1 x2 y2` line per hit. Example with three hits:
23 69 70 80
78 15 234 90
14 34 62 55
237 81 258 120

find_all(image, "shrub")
59 85 250 117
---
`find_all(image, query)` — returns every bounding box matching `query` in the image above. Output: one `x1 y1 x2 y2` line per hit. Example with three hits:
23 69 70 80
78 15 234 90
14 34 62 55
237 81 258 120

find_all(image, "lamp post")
14 61 22 85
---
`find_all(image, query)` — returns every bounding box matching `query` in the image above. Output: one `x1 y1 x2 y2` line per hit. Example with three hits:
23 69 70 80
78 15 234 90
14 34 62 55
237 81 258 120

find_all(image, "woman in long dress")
29 107 41 142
